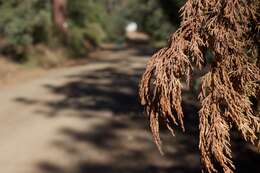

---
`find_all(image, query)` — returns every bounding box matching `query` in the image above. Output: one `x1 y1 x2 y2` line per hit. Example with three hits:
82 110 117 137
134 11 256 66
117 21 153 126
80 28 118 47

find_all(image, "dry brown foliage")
139 0 260 172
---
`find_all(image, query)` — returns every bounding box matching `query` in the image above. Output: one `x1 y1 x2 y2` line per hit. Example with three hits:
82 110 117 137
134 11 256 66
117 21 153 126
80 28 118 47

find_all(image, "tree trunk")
52 0 67 34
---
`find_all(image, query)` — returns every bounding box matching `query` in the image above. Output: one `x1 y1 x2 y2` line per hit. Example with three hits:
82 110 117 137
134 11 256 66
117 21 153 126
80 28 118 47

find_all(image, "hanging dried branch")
139 0 260 172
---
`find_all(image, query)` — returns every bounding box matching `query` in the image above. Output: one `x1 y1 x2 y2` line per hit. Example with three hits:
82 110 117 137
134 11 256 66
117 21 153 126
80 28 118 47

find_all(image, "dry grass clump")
139 0 260 172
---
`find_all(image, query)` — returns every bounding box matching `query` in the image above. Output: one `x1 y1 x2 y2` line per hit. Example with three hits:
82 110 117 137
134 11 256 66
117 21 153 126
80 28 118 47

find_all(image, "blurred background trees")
125 0 184 45
0 0 185 64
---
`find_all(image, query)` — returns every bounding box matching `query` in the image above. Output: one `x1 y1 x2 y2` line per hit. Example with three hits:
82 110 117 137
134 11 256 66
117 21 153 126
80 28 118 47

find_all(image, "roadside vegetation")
0 0 184 68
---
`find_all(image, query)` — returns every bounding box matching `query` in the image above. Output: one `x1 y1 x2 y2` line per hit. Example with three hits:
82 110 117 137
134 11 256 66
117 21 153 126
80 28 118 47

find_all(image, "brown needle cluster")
139 0 260 172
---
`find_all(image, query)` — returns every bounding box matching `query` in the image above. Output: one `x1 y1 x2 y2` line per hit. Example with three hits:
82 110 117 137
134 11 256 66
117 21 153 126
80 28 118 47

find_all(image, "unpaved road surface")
0 48 258 173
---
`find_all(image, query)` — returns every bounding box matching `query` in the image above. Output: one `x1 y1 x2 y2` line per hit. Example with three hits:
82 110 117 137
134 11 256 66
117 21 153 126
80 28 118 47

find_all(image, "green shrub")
68 27 88 57
67 0 127 43
0 0 52 60
85 23 106 45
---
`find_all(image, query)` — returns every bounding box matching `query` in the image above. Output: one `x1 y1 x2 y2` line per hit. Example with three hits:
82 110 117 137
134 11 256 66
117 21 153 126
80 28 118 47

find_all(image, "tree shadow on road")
14 48 259 173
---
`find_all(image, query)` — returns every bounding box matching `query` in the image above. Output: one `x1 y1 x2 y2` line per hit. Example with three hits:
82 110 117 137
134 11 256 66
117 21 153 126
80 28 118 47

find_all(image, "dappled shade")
14 47 260 173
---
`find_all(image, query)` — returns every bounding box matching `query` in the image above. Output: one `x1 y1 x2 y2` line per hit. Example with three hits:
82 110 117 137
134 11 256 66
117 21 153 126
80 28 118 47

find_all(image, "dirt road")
0 48 258 173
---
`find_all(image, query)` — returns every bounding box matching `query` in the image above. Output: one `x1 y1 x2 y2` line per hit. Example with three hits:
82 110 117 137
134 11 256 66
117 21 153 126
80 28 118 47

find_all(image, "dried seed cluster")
139 0 260 172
